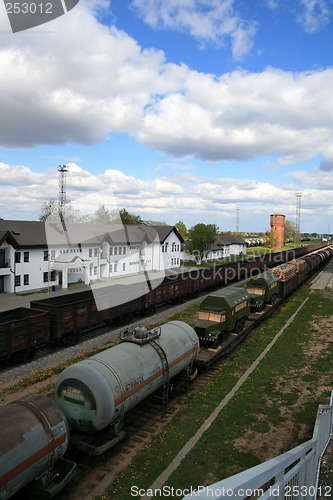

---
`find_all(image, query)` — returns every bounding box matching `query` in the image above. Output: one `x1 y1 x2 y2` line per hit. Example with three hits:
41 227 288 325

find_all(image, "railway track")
0 295 204 387
48 296 306 500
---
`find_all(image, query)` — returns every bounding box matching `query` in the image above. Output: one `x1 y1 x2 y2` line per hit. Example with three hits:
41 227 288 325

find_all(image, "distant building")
270 213 286 249
206 235 247 260
183 234 246 262
0 220 183 293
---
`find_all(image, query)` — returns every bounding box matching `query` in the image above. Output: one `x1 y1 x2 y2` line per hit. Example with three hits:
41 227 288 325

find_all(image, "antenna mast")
58 164 69 223
58 164 69 212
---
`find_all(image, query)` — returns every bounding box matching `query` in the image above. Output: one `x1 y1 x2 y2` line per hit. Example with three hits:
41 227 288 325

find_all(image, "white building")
183 234 247 262
206 235 247 260
0 220 183 293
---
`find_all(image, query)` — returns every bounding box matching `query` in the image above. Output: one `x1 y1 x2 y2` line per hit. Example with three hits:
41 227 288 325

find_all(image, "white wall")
161 232 182 269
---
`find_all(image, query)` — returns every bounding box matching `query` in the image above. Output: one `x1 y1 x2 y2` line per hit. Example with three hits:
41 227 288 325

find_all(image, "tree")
39 200 83 222
39 200 58 221
93 205 115 224
39 202 142 226
284 219 297 243
175 221 187 240
188 223 218 261
119 208 142 225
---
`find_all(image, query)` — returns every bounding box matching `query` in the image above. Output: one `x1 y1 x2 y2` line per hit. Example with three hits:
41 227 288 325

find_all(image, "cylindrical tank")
55 321 199 433
0 394 69 500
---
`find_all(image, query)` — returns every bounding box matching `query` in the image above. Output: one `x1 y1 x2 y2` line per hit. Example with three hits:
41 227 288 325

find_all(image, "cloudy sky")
0 0 332 233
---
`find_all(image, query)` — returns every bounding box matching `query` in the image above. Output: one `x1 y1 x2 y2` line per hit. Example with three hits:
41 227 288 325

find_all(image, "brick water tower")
270 213 285 248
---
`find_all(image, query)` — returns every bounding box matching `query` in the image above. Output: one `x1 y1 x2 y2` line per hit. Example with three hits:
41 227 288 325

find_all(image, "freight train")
194 246 333 347
0 243 329 363
0 245 332 500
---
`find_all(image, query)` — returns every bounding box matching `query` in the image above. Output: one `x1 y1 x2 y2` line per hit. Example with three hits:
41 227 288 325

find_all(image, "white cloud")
130 0 256 60
287 167 333 189
297 0 331 33
0 2 332 167
137 67 333 163
1 162 333 232
0 163 44 185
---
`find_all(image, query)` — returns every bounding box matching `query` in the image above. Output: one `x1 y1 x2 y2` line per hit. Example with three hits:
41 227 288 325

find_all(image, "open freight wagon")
0 307 50 362
30 287 146 345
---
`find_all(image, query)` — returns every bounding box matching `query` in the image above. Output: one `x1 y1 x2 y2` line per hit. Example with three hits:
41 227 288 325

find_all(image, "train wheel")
61 334 77 346
270 294 277 305
171 380 189 396
235 319 245 334
146 305 156 315
28 347 36 360
11 351 30 364
211 338 219 349
211 333 223 349
89 454 105 467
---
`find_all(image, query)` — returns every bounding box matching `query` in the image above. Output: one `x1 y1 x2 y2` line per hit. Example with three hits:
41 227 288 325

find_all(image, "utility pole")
236 207 240 234
295 192 302 246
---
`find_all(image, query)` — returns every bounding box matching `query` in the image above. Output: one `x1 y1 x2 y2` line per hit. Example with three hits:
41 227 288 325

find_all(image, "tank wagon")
245 272 279 309
0 394 75 500
55 320 199 456
194 287 251 347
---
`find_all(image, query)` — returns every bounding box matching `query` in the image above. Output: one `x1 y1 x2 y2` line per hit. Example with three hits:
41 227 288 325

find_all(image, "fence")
183 391 333 500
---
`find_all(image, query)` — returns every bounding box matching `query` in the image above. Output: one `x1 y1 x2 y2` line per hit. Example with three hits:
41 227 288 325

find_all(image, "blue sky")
0 0 332 233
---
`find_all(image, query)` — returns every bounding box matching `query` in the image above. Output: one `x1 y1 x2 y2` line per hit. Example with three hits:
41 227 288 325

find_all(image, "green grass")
96 284 333 499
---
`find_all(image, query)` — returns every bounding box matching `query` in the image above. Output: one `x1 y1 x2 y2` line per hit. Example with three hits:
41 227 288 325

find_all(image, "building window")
123 247 126 255
119 247 122 255
114 247 118 255
123 263 126 271
50 271 56 281
15 252 21 263
94 266 97 275
94 248 98 257
24 251 29 262
110 247 113 256
89 248 93 257
15 275 21 286
109 264 113 273
24 274 29 285
114 263 118 272
43 272 48 282
44 251 49 261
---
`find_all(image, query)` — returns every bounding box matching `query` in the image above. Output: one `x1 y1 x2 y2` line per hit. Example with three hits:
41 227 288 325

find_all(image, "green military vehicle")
245 272 279 310
194 287 251 348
